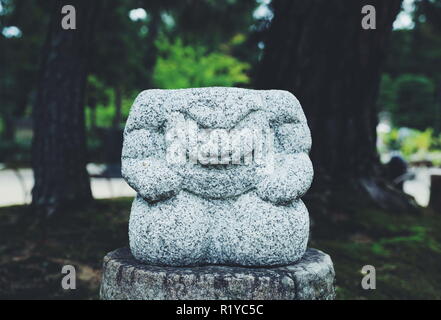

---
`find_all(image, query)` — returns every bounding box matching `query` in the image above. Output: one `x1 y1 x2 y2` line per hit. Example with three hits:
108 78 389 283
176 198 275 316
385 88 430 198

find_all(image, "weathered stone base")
100 247 335 300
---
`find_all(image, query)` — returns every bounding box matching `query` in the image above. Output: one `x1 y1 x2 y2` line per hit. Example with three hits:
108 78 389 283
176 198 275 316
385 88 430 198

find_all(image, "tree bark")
32 0 101 216
144 5 161 88
2 113 15 142
257 0 416 211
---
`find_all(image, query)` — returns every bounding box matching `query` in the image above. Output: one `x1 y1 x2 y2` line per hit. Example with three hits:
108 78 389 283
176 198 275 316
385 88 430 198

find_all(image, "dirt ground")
1 197 440 299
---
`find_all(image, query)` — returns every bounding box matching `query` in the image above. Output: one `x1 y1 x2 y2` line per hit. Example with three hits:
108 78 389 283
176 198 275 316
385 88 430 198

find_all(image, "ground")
308 192 441 300
0 197 440 300
0 200 130 299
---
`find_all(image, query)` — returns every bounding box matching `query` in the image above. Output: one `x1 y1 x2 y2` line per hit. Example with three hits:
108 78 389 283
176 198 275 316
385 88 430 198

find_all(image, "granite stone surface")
122 87 313 266
100 247 335 300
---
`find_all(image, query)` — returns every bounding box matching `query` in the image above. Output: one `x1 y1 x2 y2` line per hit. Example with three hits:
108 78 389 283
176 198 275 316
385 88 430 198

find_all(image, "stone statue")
122 87 313 267
100 88 334 300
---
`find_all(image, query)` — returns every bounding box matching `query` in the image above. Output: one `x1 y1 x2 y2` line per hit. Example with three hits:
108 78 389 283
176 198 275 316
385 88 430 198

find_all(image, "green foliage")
153 38 250 89
379 127 440 160
382 1 441 134
370 225 441 257
378 73 439 132
85 75 110 109
377 74 395 112
85 90 135 129
379 126 441 165
400 128 433 157
392 74 437 130
379 127 400 151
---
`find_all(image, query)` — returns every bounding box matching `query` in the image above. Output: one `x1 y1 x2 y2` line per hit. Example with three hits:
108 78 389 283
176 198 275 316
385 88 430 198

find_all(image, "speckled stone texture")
123 87 314 266
100 247 335 300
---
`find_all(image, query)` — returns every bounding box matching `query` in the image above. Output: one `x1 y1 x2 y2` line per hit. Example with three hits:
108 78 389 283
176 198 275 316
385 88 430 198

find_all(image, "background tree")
155 0 260 79
256 0 413 210
89 0 144 130
381 0 441 133
167 0 257 49
153 37 250 88
0 0 49 144
392 74 437 130
32 0 101 216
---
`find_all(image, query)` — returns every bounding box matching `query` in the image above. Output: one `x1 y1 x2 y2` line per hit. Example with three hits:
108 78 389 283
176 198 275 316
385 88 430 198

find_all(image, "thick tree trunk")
32 1 101 216
257 0 416 211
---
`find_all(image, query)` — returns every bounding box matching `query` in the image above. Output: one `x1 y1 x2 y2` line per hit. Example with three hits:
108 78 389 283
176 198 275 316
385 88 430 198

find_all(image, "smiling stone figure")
122 87 313 266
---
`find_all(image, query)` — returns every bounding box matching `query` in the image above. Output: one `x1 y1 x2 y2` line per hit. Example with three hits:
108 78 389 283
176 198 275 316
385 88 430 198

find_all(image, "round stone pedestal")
100 247 335 300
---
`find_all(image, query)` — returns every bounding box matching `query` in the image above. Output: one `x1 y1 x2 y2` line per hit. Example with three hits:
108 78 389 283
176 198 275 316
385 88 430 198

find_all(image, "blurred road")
0 165 438 207
0 164 136 207
404 167 441 207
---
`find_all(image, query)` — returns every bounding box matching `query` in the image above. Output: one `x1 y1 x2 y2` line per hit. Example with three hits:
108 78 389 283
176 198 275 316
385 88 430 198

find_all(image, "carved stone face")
163 94 276 199
122 87 313 266
123 87 312 201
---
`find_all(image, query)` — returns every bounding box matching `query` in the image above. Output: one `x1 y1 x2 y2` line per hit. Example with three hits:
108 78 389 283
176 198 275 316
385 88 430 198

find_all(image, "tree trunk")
32 0 101 216
2 113 15 142
113 86 122 129
257 0 416 211
144 6 161 88
429 175 441 213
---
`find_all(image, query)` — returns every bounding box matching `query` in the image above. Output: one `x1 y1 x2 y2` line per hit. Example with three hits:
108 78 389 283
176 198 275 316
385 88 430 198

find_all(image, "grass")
0 199 131 299
308 196 441 300
0 197 440 299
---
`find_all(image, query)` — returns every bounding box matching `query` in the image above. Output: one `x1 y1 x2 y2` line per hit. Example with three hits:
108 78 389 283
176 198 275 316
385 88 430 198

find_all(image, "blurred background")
0 0 440 299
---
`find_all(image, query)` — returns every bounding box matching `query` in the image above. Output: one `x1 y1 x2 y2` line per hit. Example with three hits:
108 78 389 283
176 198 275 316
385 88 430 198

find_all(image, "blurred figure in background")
386 153 409 191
